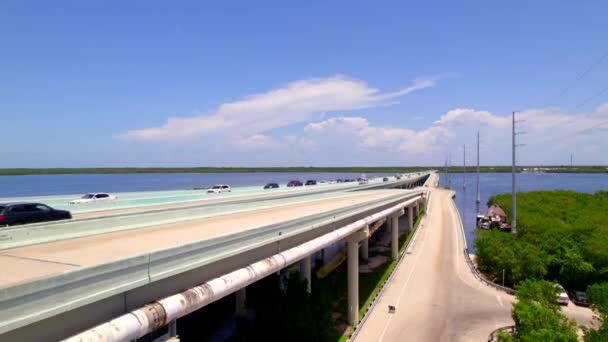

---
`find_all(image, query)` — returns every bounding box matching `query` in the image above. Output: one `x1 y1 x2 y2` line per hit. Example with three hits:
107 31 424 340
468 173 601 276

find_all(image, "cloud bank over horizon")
120 75 438 142
117 75 608 166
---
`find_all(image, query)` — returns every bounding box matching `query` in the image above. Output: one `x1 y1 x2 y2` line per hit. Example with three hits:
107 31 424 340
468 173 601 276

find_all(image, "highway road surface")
354 187 594 341
0 189 404 289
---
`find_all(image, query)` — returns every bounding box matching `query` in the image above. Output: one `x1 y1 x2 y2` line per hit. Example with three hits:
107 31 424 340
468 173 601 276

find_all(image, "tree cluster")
474 190 608 290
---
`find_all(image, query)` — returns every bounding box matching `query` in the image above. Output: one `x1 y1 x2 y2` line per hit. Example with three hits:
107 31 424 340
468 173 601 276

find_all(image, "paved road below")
355 187 594 341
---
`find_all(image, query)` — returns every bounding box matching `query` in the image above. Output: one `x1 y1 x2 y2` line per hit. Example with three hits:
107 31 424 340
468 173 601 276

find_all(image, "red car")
287 180 303 187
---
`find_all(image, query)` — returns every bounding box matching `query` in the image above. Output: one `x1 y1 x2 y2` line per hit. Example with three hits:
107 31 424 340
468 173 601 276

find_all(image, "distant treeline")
475 190 608 290
0 165 606 175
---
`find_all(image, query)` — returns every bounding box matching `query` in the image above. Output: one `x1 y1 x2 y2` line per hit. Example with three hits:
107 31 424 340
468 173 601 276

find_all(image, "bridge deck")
0 189 402 289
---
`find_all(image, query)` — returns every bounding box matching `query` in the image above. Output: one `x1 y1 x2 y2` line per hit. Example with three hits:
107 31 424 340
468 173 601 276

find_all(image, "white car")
555 284 569 306
207 185 231 194
69 193 116 204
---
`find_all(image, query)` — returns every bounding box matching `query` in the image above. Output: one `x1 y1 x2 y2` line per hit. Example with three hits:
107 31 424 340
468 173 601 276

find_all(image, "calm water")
439 172 608 252
2 172 606 252
0 172 391 197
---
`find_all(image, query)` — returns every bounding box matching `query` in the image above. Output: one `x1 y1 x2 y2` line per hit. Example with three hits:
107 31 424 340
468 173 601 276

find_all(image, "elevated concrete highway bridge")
0 173 431 341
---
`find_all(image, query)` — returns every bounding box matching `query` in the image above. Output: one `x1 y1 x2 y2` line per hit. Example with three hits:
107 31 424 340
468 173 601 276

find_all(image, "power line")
570 85 608 112
558 50 608 98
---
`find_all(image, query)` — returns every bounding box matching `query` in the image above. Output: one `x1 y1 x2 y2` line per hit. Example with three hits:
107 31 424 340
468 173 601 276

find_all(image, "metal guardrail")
488 325 516 341
0 175 429 251
450 190 516 295
0 191 424 335
463 249 516 295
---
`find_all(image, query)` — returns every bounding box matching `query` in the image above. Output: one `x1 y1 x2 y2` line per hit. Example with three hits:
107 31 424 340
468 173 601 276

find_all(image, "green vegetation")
498 279 578 341
474 190 608 290
583 282 608 341
1 165 606 175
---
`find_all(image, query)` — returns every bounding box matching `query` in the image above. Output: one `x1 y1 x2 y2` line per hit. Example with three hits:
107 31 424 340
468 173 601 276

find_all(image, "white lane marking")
377 193 431 342
496 294 504 307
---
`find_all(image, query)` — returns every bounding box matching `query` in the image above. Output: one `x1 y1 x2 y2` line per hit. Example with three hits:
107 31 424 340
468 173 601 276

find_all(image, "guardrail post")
347 234 360 326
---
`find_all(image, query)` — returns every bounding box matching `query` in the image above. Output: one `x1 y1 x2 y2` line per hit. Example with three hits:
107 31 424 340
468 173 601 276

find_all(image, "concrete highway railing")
0 190 424 335
0 174 430 251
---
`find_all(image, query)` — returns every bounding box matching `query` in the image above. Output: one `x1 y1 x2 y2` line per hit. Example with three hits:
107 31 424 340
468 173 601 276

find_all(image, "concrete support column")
347 237 359 326
391 215 399 260
235 287 247 317
302 255 312 293
168 320 177 337
360 237 369 261
408 205 414 230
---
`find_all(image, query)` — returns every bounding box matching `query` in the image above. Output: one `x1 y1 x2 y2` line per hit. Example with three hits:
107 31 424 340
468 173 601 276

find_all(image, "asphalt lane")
355 186 594 341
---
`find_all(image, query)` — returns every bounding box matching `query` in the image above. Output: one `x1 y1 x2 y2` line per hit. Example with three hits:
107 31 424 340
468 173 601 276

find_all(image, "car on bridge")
69 193 116 204
287 180 303 187
0 202 72 226
305 180 317 186
263 183 279 189
207 185 231 193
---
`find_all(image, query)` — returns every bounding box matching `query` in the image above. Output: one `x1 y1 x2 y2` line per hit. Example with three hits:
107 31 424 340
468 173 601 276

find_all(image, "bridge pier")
301 255 312 293
360 237 369 262
347 227 369 326
391 214 399 260
347 237 359 326
235 288 247 317
408 205 413 230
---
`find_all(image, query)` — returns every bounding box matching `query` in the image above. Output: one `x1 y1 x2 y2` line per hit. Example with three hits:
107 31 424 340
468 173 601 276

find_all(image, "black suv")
0 202 72 226
305 180 317 186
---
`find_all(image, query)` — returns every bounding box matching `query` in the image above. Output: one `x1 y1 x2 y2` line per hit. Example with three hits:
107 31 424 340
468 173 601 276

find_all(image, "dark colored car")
305 180 317 186
336 179 344 183
383 177 389 182
264 183 279 189
568 290 590 307
0 202 72 226
287 180 303 187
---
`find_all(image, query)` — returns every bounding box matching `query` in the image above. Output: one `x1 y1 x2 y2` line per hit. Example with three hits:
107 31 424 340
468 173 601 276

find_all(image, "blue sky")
1 1 607 167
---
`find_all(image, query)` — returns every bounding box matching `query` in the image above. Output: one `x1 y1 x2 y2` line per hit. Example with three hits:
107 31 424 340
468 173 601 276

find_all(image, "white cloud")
119 75 438 141
290 103 608 165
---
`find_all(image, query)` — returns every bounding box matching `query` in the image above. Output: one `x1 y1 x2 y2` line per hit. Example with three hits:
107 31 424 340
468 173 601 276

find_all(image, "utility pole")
448 153 452 189
476 130 481 205
512 111 525 235
463 144 466 190
570 154 573 168
444 158 448 187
